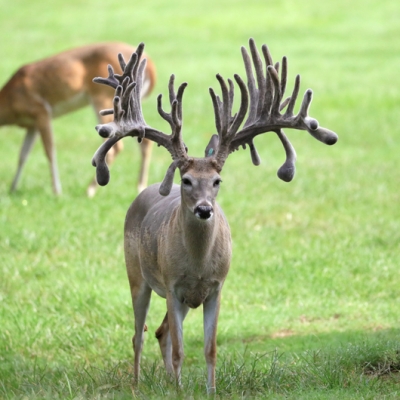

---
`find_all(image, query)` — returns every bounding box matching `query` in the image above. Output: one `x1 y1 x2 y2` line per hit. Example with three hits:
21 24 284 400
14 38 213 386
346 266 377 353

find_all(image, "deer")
0 42 156 196
90 39 338 394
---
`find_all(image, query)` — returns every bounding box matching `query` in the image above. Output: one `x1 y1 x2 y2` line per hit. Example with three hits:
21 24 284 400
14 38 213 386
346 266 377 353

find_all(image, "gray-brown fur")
124 172 230 392
125 180 231 308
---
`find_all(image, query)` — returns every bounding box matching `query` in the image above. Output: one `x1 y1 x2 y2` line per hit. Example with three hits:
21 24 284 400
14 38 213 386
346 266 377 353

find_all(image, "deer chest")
174 274 223 309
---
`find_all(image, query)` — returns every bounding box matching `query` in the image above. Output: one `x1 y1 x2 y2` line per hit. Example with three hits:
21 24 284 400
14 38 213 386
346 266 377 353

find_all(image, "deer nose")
195 205 213 220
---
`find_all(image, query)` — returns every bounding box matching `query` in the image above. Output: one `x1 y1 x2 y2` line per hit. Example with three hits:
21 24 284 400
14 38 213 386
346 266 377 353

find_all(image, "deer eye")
182 178 192 186
213 179 222 187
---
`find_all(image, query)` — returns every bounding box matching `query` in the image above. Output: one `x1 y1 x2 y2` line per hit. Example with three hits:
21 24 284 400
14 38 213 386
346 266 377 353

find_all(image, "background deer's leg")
166 294 190 386
203 290 222 395
36 116 61 195
10 128 38 192
130 279 152 384
137 139 153 193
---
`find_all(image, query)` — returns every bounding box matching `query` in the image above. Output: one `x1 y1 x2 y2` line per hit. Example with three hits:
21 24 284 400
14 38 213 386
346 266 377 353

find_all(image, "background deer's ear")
204 134 219 157
159 160 180 196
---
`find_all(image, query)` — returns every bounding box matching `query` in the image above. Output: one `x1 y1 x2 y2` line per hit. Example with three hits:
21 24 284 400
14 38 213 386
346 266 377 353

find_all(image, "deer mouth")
194 205 214 220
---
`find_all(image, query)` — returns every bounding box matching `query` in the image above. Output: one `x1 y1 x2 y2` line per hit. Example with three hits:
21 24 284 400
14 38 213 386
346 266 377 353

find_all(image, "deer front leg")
203 290 222 395
166 293 190 386
131 281 152 384
10 128 38 192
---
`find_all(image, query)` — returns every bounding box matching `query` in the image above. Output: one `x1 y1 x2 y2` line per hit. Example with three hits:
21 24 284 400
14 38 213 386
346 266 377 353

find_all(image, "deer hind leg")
10 128 38 193
137 139 153 193
155 312 174 376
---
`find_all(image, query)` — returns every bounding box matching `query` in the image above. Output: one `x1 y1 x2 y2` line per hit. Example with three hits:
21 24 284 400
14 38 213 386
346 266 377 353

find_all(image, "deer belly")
141 267 167 299
52 91 88 117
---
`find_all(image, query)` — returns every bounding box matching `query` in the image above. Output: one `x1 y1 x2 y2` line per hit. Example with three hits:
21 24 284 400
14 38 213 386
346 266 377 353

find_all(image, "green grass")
1 0 400 398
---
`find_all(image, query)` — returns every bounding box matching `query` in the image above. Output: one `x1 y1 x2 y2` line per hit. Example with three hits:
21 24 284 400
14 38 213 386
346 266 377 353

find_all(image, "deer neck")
177 204 219 262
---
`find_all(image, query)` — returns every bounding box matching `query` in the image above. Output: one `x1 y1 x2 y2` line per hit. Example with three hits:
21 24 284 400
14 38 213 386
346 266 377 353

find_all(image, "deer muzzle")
195 205 214 220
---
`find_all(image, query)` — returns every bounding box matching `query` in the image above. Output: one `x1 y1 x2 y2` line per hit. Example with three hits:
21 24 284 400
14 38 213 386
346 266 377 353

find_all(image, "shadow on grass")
219 326 400 356
1 328 399 399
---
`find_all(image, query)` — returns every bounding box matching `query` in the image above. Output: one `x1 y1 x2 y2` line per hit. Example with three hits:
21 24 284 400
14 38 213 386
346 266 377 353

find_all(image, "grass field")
1 0 400 398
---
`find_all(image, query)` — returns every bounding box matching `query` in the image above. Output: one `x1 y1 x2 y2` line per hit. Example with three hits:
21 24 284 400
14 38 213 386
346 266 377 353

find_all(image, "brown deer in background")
0 42 156 195
91 39 338 393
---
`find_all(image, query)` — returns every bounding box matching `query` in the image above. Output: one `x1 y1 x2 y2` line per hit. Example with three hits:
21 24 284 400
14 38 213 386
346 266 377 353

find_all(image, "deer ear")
159 160 179 196
204 134 219 157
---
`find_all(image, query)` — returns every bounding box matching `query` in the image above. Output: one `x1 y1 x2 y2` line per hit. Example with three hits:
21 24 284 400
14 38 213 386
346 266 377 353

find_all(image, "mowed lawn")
0 0 399 398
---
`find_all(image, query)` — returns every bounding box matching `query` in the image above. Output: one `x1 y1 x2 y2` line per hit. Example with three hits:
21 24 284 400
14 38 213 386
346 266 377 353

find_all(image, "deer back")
0 42 156 126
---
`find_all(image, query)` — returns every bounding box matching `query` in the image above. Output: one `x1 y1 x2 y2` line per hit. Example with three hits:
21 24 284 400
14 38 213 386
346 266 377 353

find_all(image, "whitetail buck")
0 42 156 195
91 39 338 393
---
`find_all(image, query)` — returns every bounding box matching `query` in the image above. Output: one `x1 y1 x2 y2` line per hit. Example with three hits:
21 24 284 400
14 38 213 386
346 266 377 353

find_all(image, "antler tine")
175 79 187 123
280 56 288 100
249 39 266 122
155 75 189 195
227 78 235 122
114 43 143 86
276 129 297 182
158 75 187 126
157 74 188 160
92 134 121 186
267 65 282 117
130 43 145 80
284 74 300 118
168 74 176 106
217 74 230 135
209 72 248 169
93 64 120 89
135 58 147 109
229 74 248 135
209 87 222 136
261 44 274 118
117 53 127 71
241 45 258 128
